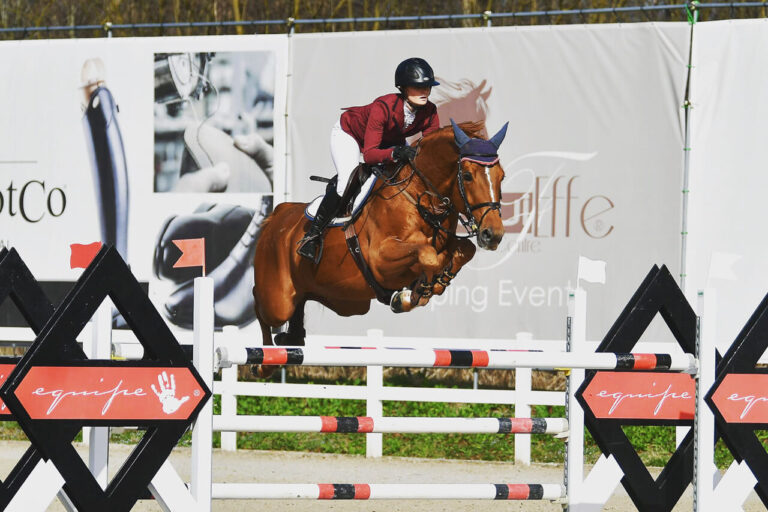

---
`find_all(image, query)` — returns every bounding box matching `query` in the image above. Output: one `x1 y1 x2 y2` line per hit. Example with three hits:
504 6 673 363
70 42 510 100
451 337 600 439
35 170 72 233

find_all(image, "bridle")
379 149 502 242
343 120 508 307
371 120 508 244
455 155 502 236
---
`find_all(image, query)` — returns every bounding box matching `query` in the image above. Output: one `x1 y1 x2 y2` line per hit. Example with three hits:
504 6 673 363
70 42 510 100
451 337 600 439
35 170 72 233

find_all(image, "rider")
297 57 441 263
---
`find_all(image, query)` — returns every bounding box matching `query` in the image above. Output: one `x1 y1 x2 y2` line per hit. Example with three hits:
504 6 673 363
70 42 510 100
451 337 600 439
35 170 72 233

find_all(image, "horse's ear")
450 118 471 148
489 122 509 149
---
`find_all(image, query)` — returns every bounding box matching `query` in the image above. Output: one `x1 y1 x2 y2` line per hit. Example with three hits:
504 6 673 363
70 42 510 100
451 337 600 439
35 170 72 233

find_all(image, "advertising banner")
289 23 690 339
0 35 288 334
686 18 768 346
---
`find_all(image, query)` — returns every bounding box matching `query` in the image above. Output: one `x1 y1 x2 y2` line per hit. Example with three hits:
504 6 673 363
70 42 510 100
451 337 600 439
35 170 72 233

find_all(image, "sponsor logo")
14 366 205 421
581 372 695 420
0 180 67 223
502 175 614 240
710 374 768 423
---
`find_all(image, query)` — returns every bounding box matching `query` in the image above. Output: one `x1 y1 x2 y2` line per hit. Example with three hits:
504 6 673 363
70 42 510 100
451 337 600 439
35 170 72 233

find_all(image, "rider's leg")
329 120 363 196
297 120 360 263
296 180 341 262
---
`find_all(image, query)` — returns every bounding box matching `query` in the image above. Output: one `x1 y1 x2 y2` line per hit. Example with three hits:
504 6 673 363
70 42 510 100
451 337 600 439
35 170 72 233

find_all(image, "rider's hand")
392 145 417 162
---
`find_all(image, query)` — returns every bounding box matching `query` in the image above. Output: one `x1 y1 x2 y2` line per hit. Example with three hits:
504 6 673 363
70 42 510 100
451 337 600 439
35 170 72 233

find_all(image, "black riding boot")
297 186 342 263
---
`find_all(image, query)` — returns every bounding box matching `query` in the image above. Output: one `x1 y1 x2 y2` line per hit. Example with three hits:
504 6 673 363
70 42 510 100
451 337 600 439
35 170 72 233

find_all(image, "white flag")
707 252 741 282
578 256 606 285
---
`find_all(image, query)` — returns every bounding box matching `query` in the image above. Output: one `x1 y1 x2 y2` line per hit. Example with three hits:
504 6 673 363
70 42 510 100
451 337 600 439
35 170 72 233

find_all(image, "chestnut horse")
251 120 508 367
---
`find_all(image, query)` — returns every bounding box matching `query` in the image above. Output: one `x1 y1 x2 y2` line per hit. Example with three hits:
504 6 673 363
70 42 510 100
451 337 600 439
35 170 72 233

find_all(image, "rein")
394 150 502 242
344 130 504 307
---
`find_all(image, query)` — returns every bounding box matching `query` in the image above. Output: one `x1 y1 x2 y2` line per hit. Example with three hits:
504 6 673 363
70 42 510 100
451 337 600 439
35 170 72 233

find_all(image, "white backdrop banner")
289 23 690 339
686 18 768 347
0 35 288 334
0 24 693 342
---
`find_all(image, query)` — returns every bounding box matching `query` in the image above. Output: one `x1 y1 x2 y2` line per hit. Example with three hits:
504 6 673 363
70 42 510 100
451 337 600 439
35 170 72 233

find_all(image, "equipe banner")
686 18 768 348
289 23 690 339
0 35 288 334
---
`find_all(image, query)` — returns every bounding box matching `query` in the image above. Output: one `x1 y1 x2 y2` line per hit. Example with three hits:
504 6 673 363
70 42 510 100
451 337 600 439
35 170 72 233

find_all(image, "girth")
343 222 396 305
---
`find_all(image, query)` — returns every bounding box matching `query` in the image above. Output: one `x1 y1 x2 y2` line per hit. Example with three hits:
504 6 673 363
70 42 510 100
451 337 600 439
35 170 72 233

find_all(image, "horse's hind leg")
274 300 307 346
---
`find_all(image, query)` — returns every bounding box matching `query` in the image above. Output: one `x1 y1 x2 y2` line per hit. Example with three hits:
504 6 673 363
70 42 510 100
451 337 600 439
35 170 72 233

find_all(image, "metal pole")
680 1 698 290
483 10 493 27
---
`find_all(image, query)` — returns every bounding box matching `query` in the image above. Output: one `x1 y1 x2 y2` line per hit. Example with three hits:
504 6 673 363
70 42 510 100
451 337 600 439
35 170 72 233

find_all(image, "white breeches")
330 120 362 195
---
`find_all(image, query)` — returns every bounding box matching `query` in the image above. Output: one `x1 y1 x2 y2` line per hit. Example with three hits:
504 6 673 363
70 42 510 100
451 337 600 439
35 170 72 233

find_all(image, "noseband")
455 155 502 236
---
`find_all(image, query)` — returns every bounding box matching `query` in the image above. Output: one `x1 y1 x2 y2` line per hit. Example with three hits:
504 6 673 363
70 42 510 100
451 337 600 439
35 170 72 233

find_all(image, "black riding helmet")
395 58 440 89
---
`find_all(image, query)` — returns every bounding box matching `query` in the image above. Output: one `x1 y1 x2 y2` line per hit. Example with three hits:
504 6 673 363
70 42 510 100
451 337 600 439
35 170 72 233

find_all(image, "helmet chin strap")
404 97 426 110
397 88 428 110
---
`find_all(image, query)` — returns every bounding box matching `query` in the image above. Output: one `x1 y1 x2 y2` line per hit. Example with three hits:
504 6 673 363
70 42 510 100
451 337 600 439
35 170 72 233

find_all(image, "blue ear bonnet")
450 119 509 165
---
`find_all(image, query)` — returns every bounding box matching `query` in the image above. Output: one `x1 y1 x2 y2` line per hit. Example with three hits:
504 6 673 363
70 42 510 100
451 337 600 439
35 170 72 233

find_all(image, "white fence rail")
0 324 691 464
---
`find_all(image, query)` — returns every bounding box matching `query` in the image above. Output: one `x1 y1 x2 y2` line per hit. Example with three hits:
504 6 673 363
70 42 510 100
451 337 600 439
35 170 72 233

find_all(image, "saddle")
305 163 400 305
304 163 388 226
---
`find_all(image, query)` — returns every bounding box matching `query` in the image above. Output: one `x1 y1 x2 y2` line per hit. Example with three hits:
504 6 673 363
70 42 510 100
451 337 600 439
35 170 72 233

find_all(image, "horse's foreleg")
374 236 452 313
375 235 445 282
400 238 478 311
431 238 477 296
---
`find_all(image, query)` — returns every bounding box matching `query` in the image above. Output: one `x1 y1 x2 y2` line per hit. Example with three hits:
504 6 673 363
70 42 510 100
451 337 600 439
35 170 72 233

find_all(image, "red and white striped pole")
217 346 697 373
213 416 569 435
211 483 565 500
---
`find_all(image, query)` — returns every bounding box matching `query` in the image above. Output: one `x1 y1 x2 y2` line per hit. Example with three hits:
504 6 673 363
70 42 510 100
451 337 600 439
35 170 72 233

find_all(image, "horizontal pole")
212 381 565 406
217 346 697 373
212 416 569 435
211 483 565 500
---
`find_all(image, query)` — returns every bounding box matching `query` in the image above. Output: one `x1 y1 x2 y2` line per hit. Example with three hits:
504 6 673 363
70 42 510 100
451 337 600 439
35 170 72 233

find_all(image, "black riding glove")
392 145 417 162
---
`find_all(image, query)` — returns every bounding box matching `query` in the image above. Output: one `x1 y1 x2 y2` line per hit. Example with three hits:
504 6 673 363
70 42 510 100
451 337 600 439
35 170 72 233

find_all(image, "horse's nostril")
480 229 492 243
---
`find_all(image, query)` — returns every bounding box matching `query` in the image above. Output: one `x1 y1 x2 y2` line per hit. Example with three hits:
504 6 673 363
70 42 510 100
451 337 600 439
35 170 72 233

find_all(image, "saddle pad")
304 173 378 226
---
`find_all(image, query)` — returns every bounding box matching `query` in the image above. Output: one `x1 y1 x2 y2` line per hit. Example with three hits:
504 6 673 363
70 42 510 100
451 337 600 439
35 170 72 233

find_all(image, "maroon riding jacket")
340 93 440 164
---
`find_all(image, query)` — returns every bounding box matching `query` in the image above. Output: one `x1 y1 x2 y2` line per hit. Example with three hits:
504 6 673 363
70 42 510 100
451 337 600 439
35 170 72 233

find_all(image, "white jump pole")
365 329 383 458
212 415 569 434
566 288 586 508
190 276 214 507
211 483 566 500
566 288 623 511
515 332 533 465
86 299 112 489
219 325 239 452
695 289 757 508
218 346 697 373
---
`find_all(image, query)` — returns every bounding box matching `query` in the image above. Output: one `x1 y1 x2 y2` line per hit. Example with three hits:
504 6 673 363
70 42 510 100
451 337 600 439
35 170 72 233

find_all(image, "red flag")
70 242 103 269
172 238 206 276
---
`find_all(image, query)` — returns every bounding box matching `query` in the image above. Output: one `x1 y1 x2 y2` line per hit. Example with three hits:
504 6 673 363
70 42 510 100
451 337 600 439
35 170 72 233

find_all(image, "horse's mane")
419 120 487 150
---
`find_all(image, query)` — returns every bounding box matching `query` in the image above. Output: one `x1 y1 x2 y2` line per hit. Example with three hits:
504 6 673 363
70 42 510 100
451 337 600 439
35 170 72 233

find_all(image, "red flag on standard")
70 242 103 269
172 238 206 276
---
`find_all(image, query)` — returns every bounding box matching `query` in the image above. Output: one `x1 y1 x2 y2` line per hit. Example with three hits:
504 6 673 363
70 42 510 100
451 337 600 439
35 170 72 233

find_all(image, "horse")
251 120 508 375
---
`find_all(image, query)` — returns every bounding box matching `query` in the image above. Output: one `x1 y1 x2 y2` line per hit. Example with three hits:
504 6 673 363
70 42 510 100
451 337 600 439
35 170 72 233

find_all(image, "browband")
460 156 500 166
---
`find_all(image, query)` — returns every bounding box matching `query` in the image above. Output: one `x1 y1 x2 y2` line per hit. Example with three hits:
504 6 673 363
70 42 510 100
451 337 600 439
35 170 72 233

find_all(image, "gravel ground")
0 440 761 511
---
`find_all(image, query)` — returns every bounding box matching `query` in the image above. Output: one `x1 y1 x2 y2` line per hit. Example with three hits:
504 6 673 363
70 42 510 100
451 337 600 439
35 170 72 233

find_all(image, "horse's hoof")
390 290 413 313
250 364 277 379
274 332 305 346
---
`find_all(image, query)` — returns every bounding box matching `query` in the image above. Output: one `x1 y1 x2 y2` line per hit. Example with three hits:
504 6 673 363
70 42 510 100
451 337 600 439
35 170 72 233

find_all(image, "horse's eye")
462 172 473 181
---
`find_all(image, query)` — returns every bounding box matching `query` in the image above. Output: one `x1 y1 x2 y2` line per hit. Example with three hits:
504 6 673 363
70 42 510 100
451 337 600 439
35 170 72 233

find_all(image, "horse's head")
450 119 508 250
